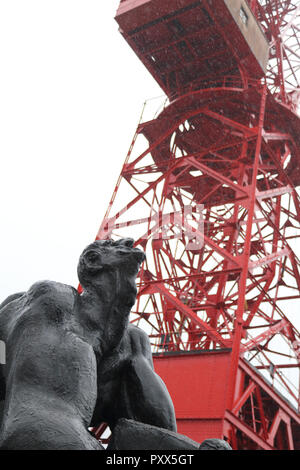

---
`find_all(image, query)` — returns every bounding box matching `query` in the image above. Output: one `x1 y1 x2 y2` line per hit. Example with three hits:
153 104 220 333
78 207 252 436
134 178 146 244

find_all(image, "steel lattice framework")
254 0 300 105
93 0 300 449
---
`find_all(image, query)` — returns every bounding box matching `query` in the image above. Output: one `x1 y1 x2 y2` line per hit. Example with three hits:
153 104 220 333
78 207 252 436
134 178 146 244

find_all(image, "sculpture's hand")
128 325 154 368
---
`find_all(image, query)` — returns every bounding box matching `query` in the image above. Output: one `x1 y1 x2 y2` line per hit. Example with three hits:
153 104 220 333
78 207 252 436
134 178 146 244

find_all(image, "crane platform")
116 0 269 97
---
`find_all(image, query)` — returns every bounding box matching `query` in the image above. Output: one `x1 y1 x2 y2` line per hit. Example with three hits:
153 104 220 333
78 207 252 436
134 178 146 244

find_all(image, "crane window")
240 6 248 25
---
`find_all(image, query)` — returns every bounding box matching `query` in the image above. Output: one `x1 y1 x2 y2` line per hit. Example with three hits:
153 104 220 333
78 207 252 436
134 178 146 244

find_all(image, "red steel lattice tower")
95 0 300 449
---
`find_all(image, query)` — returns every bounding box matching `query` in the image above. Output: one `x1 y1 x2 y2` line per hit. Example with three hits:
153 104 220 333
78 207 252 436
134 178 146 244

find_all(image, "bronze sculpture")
0 238 230 450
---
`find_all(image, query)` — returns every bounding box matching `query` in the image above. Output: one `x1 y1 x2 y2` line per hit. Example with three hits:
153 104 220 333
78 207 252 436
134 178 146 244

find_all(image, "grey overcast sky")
0 0 162 300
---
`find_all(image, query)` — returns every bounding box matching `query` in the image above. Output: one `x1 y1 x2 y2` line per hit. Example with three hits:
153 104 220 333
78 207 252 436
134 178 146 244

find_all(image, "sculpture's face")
77 238 145 291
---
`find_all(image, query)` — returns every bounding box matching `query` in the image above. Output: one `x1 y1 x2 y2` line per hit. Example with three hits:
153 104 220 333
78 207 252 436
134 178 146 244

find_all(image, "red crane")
94 0 300 449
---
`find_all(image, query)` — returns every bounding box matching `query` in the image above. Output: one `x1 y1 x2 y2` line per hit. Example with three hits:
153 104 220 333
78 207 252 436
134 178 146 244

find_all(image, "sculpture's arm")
91 325 177 432
119 325 177 432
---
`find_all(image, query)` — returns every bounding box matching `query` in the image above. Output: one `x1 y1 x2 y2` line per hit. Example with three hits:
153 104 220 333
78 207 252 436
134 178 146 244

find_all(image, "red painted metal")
153 352 300 449
93 0 300 449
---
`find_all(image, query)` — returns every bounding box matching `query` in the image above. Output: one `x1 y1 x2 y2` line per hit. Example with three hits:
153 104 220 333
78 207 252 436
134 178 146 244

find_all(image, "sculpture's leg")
0 405 103 450
107 418 200 450
107 419 232 450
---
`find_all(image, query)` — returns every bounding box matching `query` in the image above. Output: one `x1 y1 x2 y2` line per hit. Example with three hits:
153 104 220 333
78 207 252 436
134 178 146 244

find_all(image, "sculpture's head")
77 238 145 299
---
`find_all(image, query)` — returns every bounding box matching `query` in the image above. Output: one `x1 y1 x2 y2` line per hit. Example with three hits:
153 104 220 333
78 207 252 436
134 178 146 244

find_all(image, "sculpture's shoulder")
0 292 26 340
25 280 78 320
127 324 150 343
0 292 25 313
0 281 78 338
0 281 77 309
27 280 77 302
